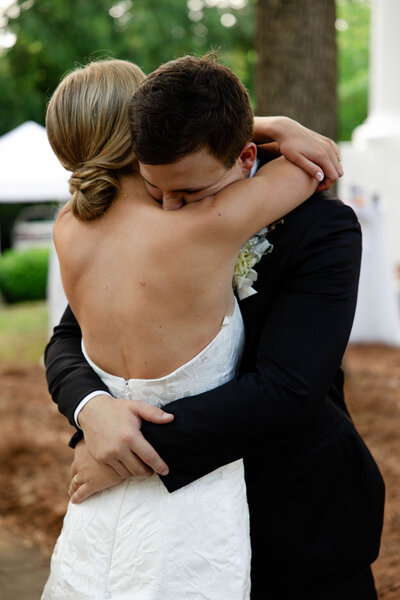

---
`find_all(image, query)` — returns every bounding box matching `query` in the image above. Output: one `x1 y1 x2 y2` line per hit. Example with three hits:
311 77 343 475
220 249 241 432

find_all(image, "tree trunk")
256 0 337 139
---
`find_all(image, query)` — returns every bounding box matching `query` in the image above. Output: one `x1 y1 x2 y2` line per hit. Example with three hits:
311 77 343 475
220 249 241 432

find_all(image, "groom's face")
139 143 256 211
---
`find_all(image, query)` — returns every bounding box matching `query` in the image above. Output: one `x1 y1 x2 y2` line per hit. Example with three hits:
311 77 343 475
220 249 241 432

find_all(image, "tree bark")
256 0 337 139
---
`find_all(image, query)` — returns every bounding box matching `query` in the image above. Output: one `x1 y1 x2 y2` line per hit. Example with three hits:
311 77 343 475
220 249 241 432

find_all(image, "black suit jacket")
45 191 385 597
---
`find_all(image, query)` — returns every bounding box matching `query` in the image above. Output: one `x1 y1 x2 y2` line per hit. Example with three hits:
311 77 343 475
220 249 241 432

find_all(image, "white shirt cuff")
74 390 112 429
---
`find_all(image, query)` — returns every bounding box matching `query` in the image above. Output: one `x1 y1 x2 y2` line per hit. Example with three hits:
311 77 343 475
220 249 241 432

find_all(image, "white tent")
0 121 70 202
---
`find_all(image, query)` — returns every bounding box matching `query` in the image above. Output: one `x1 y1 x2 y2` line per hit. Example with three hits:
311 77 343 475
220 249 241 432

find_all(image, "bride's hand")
77 394 174 478
69 439 125 503
252 116 343 191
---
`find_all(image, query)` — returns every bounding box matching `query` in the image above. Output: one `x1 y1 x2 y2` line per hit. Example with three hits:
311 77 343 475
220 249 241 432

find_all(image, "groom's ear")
238 142 257 175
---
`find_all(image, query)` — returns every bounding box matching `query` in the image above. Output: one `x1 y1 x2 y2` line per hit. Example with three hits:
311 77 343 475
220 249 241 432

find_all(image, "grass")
0 300 48 363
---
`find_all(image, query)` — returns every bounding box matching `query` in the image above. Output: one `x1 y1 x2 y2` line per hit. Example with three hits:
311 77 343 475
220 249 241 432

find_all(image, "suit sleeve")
44 304 110 443
141 199 362 491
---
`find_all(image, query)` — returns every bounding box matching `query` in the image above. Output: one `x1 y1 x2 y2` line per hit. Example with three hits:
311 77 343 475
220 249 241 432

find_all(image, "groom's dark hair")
129 54 254 168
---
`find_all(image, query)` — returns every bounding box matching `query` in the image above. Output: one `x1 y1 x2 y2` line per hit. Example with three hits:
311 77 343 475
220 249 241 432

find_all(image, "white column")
353 0 400 148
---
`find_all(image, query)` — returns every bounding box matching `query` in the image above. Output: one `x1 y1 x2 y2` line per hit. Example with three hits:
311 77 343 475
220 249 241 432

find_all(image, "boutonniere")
233 219 284 300
233 227 273 300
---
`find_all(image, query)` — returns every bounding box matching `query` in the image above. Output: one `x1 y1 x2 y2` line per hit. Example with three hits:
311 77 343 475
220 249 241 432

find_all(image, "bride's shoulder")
54 203 81 246
53 201 95 271
53 202 74 244
55 201 72 223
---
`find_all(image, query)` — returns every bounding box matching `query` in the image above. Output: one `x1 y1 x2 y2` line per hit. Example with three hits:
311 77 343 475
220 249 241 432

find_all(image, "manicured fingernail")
162 412 173 419
315 171 324 182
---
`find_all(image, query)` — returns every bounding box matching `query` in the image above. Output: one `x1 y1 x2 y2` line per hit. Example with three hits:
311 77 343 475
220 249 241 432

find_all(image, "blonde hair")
46 59 146 221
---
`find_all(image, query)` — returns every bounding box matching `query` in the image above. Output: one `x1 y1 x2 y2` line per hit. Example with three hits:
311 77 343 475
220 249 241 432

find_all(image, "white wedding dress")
42 298 251 600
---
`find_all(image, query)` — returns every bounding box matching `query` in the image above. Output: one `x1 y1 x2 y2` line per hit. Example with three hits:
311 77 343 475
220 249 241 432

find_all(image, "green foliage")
0 0 371 142
337 0 371 140
0 0 255 135
0 247 49 303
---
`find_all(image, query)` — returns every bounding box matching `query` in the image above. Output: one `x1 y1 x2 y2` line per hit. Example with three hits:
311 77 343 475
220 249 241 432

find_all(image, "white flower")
233 227 273 300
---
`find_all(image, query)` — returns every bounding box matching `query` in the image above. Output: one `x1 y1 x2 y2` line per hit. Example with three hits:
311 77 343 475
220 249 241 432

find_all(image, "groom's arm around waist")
44 304 109 442
141 195 362 491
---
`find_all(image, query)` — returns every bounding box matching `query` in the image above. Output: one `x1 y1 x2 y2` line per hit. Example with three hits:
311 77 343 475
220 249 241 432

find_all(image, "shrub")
0 248 49 303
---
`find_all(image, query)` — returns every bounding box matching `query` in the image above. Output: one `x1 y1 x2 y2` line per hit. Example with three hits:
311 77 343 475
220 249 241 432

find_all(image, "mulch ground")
343 345 400 599
0 344 399 598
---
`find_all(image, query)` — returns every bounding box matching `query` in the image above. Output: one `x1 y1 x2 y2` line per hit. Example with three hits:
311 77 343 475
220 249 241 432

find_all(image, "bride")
42 57 339 599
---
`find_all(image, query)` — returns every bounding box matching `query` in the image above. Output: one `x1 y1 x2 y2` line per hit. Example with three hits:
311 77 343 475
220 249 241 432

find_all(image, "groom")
45 56 384 599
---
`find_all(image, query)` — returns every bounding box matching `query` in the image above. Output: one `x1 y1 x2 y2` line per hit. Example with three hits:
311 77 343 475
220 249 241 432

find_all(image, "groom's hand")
78 395 174 478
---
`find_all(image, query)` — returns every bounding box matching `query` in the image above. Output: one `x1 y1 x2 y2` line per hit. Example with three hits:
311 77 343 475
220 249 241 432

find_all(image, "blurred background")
0 1 399 598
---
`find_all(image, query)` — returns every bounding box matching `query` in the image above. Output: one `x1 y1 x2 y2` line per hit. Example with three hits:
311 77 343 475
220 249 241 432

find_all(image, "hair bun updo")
68 163 117 221
46 59 146 221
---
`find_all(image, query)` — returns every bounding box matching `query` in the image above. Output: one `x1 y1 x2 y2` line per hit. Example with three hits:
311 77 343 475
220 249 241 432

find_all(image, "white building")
339 0 400 346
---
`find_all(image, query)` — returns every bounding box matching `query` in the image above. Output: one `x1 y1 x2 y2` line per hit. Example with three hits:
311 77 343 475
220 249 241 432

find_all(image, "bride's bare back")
57 178 238 379
56 154 316 380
